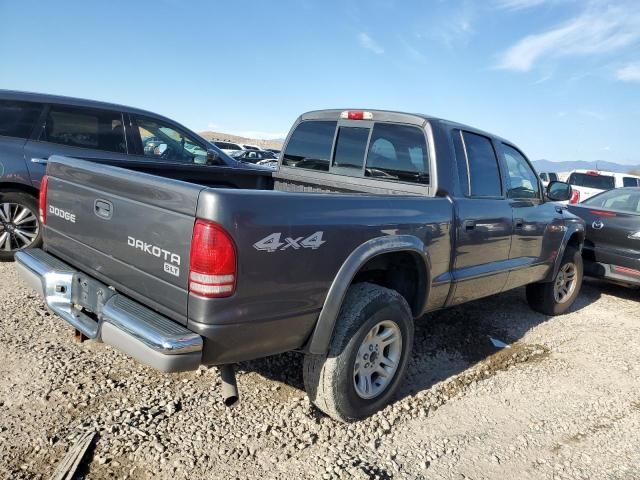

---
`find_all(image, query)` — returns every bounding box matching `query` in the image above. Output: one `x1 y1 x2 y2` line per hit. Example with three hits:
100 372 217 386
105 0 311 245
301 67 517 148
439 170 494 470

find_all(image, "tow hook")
219 364 239 407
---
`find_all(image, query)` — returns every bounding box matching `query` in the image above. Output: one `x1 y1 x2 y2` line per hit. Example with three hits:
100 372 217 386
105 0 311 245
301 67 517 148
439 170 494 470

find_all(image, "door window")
282 120 337 171
132 115 207 164
0 100 43 139
461 131 502 197
42 106 126 153
502 144 540 199
365 123 429 184
622 177 640 187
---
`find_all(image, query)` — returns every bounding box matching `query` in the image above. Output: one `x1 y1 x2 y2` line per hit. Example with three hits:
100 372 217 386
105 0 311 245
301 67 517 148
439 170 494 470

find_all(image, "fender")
307 235 431 355
547 220 585 282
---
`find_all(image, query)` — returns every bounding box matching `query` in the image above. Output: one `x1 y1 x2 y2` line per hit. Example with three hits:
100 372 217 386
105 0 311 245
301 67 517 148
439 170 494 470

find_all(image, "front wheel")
0 192 42 261
526 246 583 315
303 283 414 422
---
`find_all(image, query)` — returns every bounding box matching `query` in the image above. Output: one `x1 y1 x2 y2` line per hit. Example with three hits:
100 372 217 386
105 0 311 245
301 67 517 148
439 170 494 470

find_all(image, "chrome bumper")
15 249 202 372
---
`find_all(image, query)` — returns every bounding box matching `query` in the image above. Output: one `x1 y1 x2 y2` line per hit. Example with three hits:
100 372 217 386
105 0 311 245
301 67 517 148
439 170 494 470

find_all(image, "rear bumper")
584 259 640 286
15 249 203 372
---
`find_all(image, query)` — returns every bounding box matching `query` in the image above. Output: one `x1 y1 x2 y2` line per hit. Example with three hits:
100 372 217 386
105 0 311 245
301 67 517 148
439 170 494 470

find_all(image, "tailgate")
43 156 204 324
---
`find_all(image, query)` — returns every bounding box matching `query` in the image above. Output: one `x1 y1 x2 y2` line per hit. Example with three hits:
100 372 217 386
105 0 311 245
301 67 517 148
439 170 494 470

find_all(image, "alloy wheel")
0 202 39 252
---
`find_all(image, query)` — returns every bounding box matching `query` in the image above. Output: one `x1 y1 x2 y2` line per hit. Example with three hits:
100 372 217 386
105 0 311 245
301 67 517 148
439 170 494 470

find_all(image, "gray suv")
0 90 272 260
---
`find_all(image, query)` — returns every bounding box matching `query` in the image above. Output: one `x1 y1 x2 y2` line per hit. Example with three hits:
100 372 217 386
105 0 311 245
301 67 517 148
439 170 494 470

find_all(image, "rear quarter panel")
188 189 453 330
0 137 32 188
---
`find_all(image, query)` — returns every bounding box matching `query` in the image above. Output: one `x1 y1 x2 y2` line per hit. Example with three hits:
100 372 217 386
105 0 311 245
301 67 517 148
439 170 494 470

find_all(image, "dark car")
567 187 640 286
0 90 272 260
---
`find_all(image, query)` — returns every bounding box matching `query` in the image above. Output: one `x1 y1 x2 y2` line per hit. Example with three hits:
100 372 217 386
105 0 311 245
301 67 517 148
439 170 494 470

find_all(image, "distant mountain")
532 159 640 174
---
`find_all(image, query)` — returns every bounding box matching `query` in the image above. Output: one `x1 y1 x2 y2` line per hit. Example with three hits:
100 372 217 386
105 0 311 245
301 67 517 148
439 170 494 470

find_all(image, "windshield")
568 172 615 190
582 188 640 214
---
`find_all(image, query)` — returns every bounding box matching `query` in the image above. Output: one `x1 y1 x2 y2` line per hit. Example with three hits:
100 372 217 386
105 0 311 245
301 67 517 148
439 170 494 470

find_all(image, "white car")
538 171 558 188
242 144 261 151
566 169 640 204
212 141 245 155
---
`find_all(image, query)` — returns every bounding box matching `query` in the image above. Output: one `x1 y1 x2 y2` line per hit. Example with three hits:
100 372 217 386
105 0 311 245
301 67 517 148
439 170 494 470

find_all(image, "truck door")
449 130 513 305
498 143 560 289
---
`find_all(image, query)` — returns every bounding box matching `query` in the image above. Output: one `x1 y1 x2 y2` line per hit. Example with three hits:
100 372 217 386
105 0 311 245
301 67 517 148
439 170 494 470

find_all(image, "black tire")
303 282 414 422
0 191 42 262
526 246 583 315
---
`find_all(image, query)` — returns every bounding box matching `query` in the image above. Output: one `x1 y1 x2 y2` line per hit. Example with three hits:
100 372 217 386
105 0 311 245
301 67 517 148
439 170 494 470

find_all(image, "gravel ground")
0 261 639 480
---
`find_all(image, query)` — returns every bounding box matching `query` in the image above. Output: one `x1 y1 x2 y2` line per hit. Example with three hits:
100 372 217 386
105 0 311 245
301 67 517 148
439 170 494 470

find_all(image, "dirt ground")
0 260 638 479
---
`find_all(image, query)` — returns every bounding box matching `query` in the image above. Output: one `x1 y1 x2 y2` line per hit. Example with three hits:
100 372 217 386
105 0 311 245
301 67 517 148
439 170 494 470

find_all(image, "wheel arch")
0 182 39 200
306 235 431 355
548 221 585 281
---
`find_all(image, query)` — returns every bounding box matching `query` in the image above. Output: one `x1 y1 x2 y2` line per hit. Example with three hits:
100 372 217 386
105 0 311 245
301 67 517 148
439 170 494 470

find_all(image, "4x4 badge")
253 231 326 253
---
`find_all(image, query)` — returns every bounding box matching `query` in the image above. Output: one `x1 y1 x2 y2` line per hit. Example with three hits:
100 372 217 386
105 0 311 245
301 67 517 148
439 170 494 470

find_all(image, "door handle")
463 220 476 231
555 206 564 214
514 219 524 230
31 157 48 165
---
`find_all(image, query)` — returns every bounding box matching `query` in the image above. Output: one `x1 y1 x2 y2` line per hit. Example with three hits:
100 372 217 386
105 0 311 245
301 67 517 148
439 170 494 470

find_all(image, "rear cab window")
568 172 615 190
282 119 430 185
622 176 640 187
0 100 43 139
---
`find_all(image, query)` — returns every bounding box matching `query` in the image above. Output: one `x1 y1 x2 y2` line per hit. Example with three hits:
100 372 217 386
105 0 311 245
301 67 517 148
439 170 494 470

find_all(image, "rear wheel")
526 246 583 315
303 283 414 422
0 192 42 261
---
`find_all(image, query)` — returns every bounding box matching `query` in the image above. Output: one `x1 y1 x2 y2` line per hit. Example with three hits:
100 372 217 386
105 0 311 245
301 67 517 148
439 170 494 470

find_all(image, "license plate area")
71 273 115 317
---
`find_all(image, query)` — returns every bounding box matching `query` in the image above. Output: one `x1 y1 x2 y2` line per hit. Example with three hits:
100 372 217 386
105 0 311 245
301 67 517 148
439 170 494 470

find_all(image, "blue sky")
1 0 639 164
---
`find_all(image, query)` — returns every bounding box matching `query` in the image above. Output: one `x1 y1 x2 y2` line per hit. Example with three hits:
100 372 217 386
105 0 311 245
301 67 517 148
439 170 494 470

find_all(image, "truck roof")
298 109 515 146
569 169 640 179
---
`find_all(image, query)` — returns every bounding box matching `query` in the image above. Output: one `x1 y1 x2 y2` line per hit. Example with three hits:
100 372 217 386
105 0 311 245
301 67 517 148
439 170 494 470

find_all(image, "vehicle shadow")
240 283 603 409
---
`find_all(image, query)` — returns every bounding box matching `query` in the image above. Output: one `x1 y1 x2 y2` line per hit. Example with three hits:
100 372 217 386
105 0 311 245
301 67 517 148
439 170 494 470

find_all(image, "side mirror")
206 149 222 166
546 181 572 202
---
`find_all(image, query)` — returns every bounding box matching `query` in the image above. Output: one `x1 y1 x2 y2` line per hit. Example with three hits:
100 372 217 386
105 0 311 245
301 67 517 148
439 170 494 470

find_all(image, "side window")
539 173 548 182
282 121 337 171
0 100 43 139
461 131 502 197
43 106 126 153
332 127 369 170
365 123 429 184
502 144 540 199
132 116 207 164
623 177 639 187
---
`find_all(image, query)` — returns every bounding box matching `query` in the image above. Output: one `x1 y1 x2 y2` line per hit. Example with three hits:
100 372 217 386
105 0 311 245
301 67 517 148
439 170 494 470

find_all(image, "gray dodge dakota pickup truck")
16 109 584 422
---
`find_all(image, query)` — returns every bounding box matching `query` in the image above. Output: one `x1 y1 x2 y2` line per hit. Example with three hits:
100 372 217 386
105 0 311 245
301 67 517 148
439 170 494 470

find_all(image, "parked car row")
212 140 280 155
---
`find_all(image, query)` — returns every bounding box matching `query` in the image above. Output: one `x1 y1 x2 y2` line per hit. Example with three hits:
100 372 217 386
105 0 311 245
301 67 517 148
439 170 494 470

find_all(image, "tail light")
569 189 580 204
340 110 373 120
189 220 236 298
589 210 616 217
39 175 49 224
